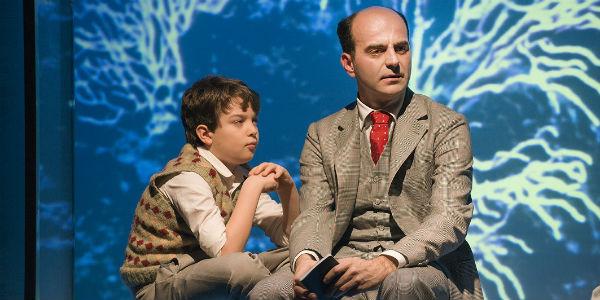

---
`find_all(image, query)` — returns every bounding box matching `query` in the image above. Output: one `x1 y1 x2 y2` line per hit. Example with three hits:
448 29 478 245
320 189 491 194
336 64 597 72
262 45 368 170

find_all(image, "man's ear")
195 124 213 147
340 53 356 77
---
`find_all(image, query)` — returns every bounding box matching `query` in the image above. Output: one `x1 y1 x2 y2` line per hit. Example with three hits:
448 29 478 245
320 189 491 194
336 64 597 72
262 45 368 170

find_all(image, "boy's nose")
248 123 258 137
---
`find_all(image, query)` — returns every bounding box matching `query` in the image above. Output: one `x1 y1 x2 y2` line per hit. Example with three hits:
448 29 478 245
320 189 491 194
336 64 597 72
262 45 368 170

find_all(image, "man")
250 6 482 300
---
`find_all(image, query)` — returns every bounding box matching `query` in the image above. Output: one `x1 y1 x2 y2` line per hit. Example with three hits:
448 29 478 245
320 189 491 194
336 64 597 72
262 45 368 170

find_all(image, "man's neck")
358 91 405 111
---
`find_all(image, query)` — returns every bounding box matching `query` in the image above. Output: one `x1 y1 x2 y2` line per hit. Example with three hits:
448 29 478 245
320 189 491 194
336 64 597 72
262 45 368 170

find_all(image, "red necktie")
369 111 391 164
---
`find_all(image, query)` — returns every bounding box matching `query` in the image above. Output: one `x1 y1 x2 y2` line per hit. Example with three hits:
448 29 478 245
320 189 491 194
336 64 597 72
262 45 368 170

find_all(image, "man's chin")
377 87 406 100
383 81 407 92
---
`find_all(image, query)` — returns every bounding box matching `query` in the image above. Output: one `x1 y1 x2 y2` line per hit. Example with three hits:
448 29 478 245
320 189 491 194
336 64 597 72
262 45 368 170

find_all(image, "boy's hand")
245 173 278 193
249 162 294 191
251 162 300 239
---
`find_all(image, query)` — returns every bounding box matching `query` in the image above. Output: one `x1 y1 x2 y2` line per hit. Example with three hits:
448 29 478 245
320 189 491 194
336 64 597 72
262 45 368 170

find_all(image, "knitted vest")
120 144 236 291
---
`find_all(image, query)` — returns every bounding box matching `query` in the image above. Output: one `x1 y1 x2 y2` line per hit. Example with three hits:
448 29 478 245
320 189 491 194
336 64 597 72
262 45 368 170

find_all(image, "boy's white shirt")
159 146 288 258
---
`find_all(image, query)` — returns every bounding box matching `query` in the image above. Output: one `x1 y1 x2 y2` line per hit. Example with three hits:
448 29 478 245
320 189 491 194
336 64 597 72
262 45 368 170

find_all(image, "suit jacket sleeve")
391 113 474 267
289 122 337 261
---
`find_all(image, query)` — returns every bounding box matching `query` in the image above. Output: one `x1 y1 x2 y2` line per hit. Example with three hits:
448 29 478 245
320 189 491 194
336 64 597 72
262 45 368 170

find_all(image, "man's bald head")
337 6 410 55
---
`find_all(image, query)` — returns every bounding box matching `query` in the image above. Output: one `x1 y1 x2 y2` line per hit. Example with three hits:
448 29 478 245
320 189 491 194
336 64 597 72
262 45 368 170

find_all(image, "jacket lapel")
332 104 361 237
388 91 429 189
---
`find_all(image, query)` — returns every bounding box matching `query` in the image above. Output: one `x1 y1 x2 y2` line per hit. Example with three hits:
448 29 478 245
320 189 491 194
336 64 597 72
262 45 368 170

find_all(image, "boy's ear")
195 124 213 147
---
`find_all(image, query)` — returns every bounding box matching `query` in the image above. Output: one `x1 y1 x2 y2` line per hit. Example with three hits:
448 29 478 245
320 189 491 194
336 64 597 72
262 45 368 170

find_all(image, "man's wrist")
292 250 320 271
380 250 407 268
297 254 316 264
374 255 397 272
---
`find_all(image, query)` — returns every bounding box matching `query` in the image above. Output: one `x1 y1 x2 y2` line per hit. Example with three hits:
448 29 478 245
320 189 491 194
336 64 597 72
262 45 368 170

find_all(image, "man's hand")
293 254 318 300
323 256 397 296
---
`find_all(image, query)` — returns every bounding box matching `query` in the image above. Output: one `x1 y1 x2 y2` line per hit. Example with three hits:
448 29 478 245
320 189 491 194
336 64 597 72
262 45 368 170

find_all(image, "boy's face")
200 98 259 170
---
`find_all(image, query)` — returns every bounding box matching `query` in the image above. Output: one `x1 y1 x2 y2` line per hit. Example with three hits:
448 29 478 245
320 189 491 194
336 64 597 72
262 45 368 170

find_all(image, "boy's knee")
224 252 270 288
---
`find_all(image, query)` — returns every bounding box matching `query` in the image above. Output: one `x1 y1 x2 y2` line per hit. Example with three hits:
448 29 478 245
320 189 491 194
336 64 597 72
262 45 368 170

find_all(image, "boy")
120 76 300 299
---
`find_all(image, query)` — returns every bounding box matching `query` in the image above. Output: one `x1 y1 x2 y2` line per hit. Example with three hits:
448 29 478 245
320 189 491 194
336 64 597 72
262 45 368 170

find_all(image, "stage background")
34 0 600 299
0 1 25 299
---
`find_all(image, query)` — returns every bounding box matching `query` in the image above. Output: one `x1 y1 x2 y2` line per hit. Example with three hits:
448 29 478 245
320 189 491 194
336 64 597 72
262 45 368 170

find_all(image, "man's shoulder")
413 93 467 124
309 101 356 129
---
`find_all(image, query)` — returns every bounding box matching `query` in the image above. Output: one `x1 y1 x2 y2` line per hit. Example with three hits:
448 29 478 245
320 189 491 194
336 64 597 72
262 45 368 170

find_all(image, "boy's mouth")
246 142 257 151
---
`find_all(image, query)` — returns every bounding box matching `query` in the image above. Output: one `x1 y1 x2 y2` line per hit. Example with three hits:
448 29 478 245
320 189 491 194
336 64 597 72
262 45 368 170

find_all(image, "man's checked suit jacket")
290 89 483 298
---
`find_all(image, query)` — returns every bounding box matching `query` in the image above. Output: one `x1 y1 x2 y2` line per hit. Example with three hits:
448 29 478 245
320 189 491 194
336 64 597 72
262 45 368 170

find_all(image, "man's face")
341 7 411 108
201 99 259 169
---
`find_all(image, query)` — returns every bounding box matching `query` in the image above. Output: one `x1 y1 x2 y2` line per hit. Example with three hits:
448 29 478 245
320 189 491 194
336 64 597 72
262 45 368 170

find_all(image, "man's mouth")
381 74 403 80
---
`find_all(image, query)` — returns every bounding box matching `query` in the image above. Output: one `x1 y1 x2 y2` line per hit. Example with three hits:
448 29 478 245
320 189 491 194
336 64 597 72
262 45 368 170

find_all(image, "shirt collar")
196 146 239 179
356 96 403 130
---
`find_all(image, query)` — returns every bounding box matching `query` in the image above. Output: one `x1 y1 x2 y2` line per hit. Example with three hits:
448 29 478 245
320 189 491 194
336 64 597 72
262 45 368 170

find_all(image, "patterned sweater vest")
120 144 236 291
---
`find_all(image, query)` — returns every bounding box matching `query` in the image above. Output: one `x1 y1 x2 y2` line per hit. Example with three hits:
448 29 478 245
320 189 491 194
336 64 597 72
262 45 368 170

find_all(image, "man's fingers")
338 275 360 294
332 271 350 292
293 284 312 300
323 263 346 284
331 265 356 292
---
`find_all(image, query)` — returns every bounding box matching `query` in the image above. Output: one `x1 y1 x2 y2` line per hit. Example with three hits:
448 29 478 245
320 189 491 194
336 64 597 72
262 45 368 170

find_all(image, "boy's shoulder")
166 144 210 169
150 144 222 188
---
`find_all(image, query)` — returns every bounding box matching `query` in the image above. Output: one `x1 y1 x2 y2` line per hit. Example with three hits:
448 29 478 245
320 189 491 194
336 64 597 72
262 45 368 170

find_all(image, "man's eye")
395 45 409 53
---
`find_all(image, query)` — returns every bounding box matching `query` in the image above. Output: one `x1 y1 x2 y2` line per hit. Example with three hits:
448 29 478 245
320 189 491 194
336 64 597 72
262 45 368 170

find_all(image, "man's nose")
385 48 400 71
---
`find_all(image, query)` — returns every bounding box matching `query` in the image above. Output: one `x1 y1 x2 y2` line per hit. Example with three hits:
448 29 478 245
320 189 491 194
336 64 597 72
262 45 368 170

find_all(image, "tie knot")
370 111 391 124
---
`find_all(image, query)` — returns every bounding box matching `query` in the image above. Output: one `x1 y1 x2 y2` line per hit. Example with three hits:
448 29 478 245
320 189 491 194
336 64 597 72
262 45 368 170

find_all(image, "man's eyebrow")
364 41 409 51
394 41 409 47
364 44 387 51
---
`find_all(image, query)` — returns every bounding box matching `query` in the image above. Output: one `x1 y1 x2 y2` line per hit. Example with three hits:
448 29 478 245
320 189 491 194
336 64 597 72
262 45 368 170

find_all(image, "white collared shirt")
159 147 288 258
356 96 402 140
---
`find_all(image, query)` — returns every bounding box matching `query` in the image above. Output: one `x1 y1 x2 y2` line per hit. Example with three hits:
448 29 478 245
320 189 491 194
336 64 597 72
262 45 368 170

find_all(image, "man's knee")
382 268 420 292
379 267 448 300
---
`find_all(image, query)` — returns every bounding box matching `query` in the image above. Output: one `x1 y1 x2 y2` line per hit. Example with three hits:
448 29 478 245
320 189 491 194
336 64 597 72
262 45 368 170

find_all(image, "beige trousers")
248 251 456 300
136 247 288 300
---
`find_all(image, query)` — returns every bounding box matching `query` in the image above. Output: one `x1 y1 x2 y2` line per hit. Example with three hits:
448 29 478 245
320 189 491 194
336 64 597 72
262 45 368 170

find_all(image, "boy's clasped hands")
247 162 295 194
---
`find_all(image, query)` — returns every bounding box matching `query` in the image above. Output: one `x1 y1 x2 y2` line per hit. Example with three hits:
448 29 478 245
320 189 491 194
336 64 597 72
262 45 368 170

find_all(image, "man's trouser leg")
247 261 294 300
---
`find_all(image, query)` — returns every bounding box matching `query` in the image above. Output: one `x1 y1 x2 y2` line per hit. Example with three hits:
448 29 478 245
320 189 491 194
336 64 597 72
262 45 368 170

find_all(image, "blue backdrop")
66 0 600 299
